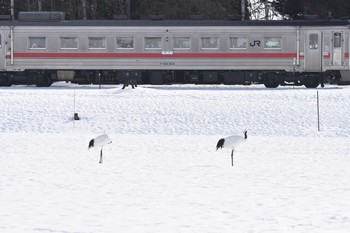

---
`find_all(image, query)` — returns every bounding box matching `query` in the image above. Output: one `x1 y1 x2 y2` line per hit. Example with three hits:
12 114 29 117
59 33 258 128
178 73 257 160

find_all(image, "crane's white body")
216 130 247 166
222 135 246 149
88 134 112 163
89 134 112 148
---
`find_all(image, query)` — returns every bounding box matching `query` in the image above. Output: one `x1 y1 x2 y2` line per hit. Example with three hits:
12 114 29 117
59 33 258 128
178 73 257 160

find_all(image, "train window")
173 37 190 50
29 37 46 50
60 37 78 50
116 37 134 50
333 32 342 48
309 34 318 49
144 37 162 50
264 37 281 49
201 37 219 50
88 37 105 49
229 37 247 50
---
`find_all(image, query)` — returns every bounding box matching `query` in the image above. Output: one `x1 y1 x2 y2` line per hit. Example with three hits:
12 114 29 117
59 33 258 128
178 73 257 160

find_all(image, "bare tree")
248 0 281 20
81 0 87 19
37 0 42 11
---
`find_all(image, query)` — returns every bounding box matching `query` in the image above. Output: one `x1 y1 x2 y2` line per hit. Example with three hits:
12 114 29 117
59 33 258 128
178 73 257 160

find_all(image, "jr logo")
250 40 261 47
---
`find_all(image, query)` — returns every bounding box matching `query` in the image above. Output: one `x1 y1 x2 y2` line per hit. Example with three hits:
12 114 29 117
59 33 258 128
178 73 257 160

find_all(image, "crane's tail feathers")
216 139 224 150
88 139 94 149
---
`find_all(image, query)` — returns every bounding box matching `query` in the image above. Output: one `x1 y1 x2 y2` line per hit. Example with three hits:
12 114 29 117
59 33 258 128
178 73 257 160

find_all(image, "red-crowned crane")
216 130 248 166
88 134 112 164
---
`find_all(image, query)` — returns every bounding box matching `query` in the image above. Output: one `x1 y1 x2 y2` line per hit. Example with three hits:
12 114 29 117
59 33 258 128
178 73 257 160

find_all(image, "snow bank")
0 84 349 233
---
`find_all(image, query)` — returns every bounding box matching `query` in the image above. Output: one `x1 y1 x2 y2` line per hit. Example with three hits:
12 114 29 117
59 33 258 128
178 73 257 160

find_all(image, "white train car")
0 12 349 87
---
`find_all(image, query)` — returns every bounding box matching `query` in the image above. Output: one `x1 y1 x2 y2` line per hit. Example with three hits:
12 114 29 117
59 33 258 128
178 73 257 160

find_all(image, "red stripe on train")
323 53 349 59
11 52 301 59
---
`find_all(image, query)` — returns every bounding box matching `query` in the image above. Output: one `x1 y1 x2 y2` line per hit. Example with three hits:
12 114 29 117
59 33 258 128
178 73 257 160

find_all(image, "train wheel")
304 76 320 88
262 72 280 88
36 74 53 87
0 77 12 87
263 78 279 88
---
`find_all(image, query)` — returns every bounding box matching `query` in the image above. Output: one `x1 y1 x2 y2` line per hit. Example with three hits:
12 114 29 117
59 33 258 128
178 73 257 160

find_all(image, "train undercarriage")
0 69 344 88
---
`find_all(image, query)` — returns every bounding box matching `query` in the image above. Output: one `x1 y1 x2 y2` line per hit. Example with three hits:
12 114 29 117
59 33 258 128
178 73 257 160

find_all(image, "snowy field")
1 83 350 233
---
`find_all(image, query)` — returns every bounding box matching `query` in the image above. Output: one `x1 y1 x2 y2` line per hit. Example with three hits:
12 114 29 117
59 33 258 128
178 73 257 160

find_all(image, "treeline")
0 0 349 20
0 0 244 20
272 0 350 19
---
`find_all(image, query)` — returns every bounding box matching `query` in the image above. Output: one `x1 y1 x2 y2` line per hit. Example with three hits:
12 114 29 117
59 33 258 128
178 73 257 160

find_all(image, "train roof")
1 18 350 27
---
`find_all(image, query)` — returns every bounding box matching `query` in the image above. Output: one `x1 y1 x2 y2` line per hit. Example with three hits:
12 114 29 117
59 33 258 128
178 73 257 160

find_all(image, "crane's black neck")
244 131 248 139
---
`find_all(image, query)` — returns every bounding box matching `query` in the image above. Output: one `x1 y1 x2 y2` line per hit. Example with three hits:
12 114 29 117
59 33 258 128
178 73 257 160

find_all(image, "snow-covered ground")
1 83 350 233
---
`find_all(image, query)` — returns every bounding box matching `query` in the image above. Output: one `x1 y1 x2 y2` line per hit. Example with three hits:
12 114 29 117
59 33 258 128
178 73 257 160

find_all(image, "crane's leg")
231 149 234 166
99 149 103 163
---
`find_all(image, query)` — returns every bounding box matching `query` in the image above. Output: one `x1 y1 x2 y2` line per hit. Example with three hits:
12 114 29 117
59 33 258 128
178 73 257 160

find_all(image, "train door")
0 30 5 70
331 31 343 67
305 31 322 71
